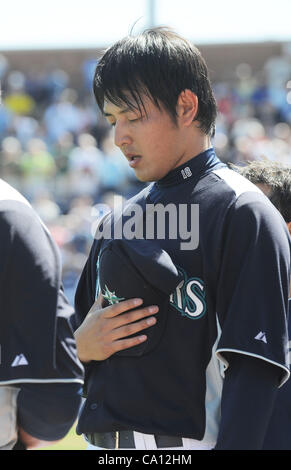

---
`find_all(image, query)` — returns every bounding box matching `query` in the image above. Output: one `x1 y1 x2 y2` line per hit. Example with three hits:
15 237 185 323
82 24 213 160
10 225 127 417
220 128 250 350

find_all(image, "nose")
114 120 132 149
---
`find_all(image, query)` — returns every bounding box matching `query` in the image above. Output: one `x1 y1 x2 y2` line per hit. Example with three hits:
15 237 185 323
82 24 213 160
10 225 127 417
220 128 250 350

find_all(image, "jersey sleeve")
215 193 291 387
215 354 279 449
0 200 82 383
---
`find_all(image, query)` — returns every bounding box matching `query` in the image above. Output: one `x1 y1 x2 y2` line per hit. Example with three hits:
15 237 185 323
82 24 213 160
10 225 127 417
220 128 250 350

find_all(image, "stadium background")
1 0 291 450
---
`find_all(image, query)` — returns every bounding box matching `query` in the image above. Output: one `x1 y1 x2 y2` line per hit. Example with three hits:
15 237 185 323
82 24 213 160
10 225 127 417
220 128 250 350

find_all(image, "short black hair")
93 27 217 137
232 160 291 223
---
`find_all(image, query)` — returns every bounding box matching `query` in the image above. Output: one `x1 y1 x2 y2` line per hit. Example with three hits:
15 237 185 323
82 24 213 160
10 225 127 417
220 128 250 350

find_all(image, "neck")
174 132 212 170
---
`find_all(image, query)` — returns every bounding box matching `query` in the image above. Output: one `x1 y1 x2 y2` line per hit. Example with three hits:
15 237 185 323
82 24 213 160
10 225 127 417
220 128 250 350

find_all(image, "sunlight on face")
104 95 188 182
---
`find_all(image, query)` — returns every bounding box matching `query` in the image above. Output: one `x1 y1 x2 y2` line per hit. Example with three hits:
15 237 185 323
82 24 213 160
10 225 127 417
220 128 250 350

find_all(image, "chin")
134 171 154 183
135 169 165 183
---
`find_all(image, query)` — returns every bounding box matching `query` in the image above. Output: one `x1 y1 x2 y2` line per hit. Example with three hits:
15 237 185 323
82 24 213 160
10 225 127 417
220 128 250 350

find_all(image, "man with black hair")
74 28 291 450
233 159 291 450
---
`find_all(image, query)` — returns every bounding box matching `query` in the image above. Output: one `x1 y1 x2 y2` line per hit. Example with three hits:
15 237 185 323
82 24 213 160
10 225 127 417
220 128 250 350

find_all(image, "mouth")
125 154 142 168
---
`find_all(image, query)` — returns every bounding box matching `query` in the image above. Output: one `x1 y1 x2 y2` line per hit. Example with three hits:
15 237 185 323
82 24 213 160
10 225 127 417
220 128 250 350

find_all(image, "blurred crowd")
0 54 145 302
213 46 291 165
0 47 291 301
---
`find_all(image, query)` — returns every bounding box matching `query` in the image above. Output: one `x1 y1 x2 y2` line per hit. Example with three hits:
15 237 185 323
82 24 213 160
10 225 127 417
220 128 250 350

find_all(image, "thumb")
87 291 105 315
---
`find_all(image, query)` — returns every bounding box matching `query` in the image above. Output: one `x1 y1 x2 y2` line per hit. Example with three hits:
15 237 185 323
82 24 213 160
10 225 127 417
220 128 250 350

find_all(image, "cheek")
142 126 177 154
154 135 180 164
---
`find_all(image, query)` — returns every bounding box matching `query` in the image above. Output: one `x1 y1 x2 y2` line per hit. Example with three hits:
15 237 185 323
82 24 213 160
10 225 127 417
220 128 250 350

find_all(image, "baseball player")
73 28 291 450
233 160 291 450
0 175 84 449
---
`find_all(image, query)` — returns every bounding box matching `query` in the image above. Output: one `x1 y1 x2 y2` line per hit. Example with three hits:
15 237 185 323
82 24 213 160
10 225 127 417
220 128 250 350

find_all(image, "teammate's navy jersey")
74 148 290 445
262 299 291 450
0 178 84 385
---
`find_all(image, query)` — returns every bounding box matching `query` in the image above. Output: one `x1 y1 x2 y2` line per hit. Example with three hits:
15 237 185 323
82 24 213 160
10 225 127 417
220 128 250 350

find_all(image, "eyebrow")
104 107 133 117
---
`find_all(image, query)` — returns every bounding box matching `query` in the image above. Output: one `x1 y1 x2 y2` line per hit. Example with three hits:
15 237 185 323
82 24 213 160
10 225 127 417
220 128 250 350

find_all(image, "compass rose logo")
102 285 125 305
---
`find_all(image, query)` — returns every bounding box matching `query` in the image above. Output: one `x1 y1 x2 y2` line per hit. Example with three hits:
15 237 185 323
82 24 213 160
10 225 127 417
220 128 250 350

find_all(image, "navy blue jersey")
0 178 84 385
262 299 291 449
74 148 290 445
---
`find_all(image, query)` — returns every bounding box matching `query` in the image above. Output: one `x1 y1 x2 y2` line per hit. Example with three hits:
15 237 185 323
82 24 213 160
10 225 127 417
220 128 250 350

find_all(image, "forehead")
103 100 132 116
103 91 158 117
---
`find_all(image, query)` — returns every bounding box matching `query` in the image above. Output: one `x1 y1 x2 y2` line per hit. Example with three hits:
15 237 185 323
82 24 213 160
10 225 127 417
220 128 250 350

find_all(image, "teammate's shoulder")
0 179 56 247
0 178 31 211
203 167 290 236
210 166 262 199
190 166 263 217
210 166 280 213
0 180 36 227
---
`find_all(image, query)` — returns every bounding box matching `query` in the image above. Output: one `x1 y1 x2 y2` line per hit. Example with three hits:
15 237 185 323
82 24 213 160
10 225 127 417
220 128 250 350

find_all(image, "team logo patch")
102 285 125 305
254 331 267 343
170 267 207 320
11 354 29 367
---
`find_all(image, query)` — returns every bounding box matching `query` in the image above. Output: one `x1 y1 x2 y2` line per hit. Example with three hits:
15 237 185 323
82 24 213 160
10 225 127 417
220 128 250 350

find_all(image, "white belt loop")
133 431 157 450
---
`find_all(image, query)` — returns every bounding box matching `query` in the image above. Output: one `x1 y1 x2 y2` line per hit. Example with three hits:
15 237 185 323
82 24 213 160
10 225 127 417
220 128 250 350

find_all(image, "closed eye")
108 116 143 127
128 117 140 123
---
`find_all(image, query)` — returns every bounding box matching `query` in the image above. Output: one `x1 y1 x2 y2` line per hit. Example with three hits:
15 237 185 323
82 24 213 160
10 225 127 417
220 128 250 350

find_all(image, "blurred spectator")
0 136 22 187
53 131 75 174
31 190 61 225
20 138 56 199
47 195 94 305
264 53 291 89
99 130 135 196
43 88 85 143
4 71 35 115
0 103 12 139
67 133 103 199
13 115 40 148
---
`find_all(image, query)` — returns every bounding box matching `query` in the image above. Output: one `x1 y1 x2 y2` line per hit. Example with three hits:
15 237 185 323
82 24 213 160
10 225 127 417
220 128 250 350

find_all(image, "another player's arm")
215 195 290 449
215 354 279 450
74 297 159 362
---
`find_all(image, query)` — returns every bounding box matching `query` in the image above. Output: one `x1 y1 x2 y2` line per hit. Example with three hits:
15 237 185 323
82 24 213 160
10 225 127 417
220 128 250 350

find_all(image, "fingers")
112 305 159 329
111 314 157 341
113 334 149 353
102 298 144 318
80 297 160 360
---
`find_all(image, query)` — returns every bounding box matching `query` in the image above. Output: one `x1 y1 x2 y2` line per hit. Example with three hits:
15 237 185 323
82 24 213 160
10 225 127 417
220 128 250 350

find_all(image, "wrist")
74 329 92 364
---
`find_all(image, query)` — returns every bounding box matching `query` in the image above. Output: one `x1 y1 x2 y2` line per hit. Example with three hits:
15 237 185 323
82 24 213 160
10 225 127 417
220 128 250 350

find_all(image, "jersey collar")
156 147 225 188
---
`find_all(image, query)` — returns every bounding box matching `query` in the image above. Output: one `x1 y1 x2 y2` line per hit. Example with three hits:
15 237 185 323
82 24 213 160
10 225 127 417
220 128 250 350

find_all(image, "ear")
287 221 291 237
176 89 198 127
